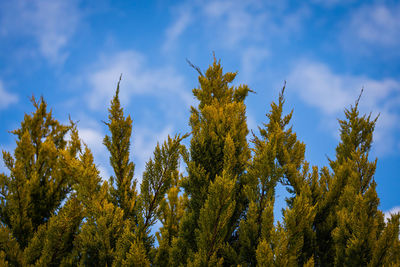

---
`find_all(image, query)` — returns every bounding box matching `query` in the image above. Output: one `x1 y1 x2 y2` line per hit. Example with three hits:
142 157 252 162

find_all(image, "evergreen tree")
311 92 400 266
103 76 138 221
154 165 187 266
0 96 79 264
70 147 125 266
22 197 83 266
0 58 398 266
330 95 397 266
174 56 251 265
248 86 316 266
187 172 235 267
238 88 286 266
138 134 187 258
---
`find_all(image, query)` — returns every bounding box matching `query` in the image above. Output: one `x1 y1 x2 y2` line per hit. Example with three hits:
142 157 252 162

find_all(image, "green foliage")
0 58 398 266
189 171 236 266
154 172 187 266
176 56 252 266
23 197 83 266
0 97 77 249
103 76 138 220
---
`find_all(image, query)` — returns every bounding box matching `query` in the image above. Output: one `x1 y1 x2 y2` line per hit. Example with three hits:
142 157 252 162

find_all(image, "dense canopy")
0 59 399 266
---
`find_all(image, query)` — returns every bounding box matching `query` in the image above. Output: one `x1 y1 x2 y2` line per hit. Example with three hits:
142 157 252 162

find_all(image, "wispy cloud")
164 0 310 50
240 46 269 83
163 4 193 51
348 2 400 47
338 1 400 58
288 60 400 155
384 206 400 222
79 126 110 180
0 80 18 109
132 125 173 179
0 0 81 64
87 50 192 111
310 0 357 8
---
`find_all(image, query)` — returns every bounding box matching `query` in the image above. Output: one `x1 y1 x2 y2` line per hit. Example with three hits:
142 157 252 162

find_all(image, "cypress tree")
311 92 400 266
188 171 236 266
22 197 83 266
250 86 316 266
173 56 251 265
330 95 398 266
69 147 125 266
137 134 187 258
103 76 138 221
238 88 286 266
154 162 187 266
0 96 79 264
0 58 398 266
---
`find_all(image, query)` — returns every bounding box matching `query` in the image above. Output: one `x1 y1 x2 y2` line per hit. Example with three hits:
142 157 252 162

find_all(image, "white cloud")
79 127 106 156
0 80 18 109
288 60 400 155
132 125 173 179
288 61 355 115
345 2 400 47
164 0 309 50
163 5 193 51
0 0 81 64
82 50 194 182
79 125 110 180
202 0 265 46
240 46 269 83
384 206 400 222
246 112 258 134
87 50 193 111
310 0 356 8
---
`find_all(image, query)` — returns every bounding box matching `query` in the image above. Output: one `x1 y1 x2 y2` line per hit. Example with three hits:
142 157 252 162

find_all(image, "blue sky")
0 0 399 219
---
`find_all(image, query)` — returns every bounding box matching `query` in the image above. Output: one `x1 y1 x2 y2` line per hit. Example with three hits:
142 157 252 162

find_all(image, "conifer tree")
0 96 79 261
248 87 316 266
188 171 236 266
310 92 400 266
103 76 138 220
22 197 83 266
330 95 397 266
238 89 286 266
69 147 125 266
174 56 251 265
0 57 398 266
113 220 150 267
137 134 186 257
99 79 149 266
154 165 187 266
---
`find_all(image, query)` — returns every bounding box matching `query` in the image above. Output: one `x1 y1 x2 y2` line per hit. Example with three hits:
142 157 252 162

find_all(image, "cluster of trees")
0 58 399 266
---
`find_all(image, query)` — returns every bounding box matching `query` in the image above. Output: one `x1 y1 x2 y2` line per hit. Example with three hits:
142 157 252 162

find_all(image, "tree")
137 134 187 257
0 58 398 266
174 56 252 265
154 162 187 266
248 86 316 267
329 95 397 266
103 76 138 221
69 147 125 266
0 96 80 265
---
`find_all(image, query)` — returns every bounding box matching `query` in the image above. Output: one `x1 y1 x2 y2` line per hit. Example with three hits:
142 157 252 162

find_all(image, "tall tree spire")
173 56 252 265
103 76 138 220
